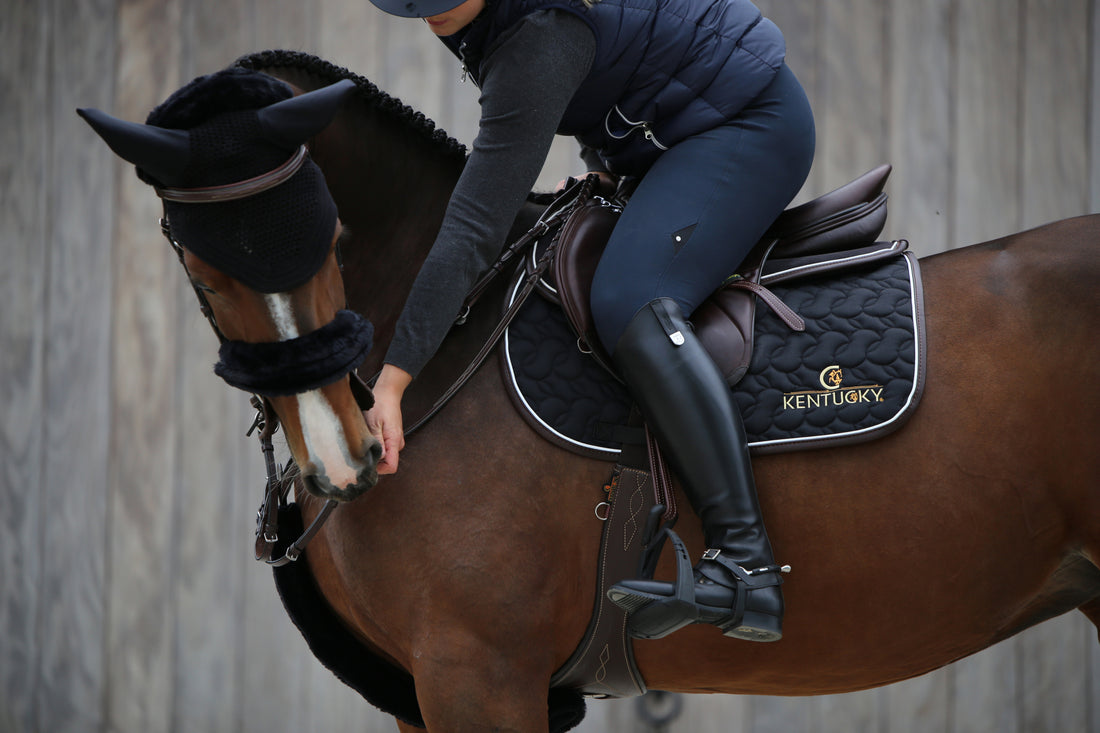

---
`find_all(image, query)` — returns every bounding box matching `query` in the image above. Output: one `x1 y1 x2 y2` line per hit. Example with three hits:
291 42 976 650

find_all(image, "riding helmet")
369 0 468 18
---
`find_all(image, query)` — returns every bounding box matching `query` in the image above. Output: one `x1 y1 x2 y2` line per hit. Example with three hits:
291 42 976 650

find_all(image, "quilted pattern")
733 254 920 450
504 289 632 451
502 252 922 456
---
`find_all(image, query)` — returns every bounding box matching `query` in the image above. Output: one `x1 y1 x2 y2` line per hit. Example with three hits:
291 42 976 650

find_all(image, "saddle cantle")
549 165 893 383
767 162 892 256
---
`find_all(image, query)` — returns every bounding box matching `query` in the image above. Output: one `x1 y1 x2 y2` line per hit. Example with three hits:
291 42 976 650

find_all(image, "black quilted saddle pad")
502 248 925 458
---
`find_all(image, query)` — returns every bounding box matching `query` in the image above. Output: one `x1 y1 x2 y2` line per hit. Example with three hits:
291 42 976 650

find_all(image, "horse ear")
77 107 193 186
256 79 357 149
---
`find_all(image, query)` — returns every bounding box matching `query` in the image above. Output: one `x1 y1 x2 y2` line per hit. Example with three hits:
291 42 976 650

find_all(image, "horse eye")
191 279 215 294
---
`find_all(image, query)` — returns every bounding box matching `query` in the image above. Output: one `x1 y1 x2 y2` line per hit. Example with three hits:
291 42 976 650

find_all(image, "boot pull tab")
649 299 686 346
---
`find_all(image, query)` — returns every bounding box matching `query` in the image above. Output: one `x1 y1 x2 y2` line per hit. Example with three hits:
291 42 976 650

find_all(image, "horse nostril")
368 439 383 465
302 471 331 499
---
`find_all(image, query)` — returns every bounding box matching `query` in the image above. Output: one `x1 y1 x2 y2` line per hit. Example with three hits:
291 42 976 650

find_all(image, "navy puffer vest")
441 0 785 175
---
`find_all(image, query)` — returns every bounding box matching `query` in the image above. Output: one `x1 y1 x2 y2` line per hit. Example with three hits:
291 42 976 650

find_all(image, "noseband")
214 309 374 398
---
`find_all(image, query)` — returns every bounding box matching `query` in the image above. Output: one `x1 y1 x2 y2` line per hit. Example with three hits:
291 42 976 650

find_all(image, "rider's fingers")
378 434 400 474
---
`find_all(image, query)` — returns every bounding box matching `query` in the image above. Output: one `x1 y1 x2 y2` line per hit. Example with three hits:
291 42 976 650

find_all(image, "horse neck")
310 107 466 376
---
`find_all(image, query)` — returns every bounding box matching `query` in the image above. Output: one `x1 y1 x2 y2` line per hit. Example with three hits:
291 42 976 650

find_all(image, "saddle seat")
551 164 892 383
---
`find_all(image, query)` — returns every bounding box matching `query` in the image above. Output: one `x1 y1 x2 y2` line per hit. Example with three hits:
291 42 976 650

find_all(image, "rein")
405 175 599 434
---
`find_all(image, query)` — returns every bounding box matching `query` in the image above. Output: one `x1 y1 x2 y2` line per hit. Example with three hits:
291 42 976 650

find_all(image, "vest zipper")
458 37 469 82
641 122 669 151
605 105 669 151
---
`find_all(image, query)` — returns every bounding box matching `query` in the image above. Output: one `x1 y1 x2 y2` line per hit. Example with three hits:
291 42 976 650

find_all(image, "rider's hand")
555 170 617 194
364 364 412 475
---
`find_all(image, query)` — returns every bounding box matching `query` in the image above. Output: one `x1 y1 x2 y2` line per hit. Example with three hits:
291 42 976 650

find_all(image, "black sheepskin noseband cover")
214 310 373 397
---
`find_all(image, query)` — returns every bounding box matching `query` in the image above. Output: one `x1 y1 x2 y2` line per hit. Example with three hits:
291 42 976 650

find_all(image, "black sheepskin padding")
272 502 589 732
214 310 373 397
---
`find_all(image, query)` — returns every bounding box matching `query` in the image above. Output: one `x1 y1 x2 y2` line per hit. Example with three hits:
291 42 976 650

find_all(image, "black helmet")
369 0 467 17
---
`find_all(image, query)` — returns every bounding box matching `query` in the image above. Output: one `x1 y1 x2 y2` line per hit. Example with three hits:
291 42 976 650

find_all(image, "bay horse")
81 51 1100 733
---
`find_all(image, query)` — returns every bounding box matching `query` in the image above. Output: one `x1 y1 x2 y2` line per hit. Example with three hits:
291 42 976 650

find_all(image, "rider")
364 0 815 640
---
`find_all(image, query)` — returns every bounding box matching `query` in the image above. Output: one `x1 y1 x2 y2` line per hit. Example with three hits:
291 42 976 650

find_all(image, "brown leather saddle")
546 164 893 385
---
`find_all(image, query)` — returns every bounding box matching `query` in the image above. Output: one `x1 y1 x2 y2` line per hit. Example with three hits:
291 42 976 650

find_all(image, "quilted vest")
440 0 785 175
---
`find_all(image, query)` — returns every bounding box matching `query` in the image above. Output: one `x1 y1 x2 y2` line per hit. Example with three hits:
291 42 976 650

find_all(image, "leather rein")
158 144 594 567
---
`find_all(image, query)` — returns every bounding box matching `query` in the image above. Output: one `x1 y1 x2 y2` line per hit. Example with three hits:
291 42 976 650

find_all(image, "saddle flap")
692 284 758 386
553 196 622 367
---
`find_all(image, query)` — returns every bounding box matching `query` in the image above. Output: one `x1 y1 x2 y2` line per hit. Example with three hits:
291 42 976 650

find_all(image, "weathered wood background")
2 1 1098 731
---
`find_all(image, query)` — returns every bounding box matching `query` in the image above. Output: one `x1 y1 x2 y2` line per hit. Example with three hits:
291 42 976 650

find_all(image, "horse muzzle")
215 309 381 502
299 436 383 502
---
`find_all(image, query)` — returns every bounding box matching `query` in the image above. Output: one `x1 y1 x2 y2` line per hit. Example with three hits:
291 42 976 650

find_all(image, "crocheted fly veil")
78 69 373 396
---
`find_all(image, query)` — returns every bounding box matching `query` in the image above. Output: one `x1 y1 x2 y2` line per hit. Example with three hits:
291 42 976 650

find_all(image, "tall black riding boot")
606 298 787 641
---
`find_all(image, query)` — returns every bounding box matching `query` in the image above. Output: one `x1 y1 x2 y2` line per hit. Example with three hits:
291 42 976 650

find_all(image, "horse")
80 51 1100 733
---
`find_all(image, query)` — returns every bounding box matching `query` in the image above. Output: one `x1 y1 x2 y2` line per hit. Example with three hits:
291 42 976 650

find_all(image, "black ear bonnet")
79 68 356 293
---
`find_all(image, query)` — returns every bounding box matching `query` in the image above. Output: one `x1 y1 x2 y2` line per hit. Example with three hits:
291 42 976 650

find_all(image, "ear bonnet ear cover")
147 68 344 293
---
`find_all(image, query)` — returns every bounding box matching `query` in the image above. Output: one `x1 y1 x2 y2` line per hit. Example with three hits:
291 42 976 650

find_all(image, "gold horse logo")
820 365 844 390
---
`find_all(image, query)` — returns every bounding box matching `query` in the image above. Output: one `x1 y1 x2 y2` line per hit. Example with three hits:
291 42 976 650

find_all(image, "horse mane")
220 50 477 378
233 49 468 166
214 51 543 384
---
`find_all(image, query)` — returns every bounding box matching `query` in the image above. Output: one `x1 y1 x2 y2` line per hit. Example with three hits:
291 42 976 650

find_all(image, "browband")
156 145 309 203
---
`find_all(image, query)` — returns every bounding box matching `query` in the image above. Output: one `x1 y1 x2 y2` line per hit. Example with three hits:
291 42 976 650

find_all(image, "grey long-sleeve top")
383 9 597 377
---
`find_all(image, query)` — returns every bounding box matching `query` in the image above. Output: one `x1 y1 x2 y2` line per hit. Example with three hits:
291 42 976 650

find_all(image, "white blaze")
265 294 360 489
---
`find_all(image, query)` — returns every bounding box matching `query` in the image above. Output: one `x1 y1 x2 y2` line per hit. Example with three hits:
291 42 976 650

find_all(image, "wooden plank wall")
1 1 1096 732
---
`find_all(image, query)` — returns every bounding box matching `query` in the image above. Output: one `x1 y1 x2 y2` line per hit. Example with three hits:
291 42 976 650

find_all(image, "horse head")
79 68 382 501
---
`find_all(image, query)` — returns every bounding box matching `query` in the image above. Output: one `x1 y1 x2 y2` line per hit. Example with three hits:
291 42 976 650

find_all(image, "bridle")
156 146 599 568
156 144 372 567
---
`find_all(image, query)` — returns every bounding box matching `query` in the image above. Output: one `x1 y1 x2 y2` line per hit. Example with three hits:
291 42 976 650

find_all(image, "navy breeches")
590 64 816 352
